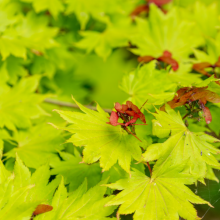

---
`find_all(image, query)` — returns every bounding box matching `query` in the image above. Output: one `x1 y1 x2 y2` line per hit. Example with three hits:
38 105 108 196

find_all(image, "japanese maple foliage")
161 86 220 123
130 0 172 17
138 50 179 71
107 101 146 127
193 57 220 80
2 1 220 220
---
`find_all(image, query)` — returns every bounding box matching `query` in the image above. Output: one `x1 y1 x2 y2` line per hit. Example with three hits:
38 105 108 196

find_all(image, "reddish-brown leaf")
202 106 212 124
138 56 155 63
215 57 220 67
130 4 149 17
33 204 53 216
158 51 179 71
107 111 123 126
161 86 220 124
138 51 179 71
115 102 128 113
205 91 220 103
148 0 172 6
107 101 146 127
192 62 212 77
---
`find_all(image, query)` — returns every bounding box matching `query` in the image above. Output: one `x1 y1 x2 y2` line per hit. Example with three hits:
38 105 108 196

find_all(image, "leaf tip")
48 122 59 130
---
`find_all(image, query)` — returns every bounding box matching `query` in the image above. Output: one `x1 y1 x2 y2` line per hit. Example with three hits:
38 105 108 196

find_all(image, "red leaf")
215 57 220 67
33 204 53 216
203 106 212 124
130 4 149 17
115 102 128 113
107 111 123 126
138 56 155 63
126 101 146 123
125 116 139 126
148 0 172 6
192 62 212 77
158 50 179 71
107 101 146 127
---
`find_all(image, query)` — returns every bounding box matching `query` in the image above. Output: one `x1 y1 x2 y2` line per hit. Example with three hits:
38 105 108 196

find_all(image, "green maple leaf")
0 5 18 32
194 35 220 65
119 61 177 107
106 161 212 220
21 0 64 18
0 12 58 60
15 12 58 51
75 27 129 60
183 2 219 38
31 56 56 78
142 105 220 180
65 0 108 29
51 150 102 192
0 76 48 131
35 178 117 220
5 123 64 169
65 0 134 29
0 36 26 60
0 56 28 85
131 4 201 62
51 98 142 173
0 155 60 220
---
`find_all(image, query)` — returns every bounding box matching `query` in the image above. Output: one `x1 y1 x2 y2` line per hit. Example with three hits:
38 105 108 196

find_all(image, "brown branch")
44 98 112 113
144 162 152 176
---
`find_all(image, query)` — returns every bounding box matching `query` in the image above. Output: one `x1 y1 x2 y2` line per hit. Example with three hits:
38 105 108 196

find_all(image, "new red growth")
193 57 220 85
130 0 172 17
138 50 179 71
161 87 220 124
107 101 146 127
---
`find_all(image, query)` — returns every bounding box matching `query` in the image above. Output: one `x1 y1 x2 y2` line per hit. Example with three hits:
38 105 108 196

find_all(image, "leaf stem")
182 113 190 120
124 127 142 142
144 162 152 176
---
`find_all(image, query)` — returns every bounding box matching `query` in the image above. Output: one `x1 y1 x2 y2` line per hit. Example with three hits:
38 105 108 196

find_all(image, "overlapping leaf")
52 99 142 173
142 105 220 179
0 76 47 131
106 160 211 220
0 11 58 60
35 178 117 220
65 0 135 29
5 123 64 168
119 61 177 107
51 150 102 192
130 4 201 63
21 0 64 18
0 57 28 85
75 26 130 60
182 2 220 38
0 155 60 220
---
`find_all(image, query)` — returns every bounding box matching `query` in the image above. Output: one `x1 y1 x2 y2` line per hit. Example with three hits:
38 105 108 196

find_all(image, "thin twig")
44 98 112 113
144 162 152 176
124 126 142 142
182 113 190 120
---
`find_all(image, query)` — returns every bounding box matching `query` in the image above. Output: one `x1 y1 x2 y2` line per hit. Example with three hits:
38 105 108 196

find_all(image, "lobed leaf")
143 105 220 180
52 98 143 173
106 161 211 220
